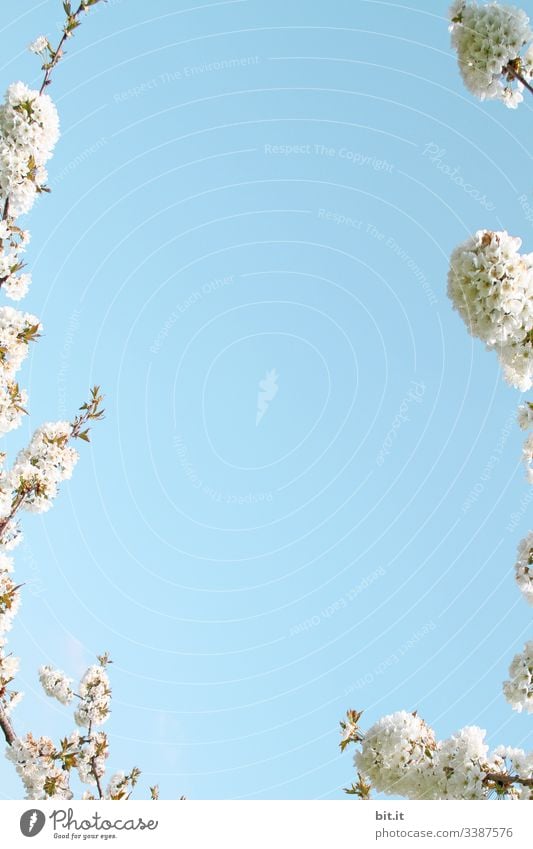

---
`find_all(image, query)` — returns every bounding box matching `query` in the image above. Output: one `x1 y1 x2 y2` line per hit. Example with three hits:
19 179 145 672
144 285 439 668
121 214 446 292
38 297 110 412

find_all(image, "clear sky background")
0 0 531 800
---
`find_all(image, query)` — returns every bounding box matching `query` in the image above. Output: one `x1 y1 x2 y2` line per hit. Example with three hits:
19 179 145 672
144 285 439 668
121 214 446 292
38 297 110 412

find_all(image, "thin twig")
39 2 93 96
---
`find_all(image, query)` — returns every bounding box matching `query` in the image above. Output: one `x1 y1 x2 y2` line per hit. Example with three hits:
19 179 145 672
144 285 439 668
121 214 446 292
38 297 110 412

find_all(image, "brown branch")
87 720 104 799
484 771 533 789
504 62 533 98
0 492 27 541
0 701 17 746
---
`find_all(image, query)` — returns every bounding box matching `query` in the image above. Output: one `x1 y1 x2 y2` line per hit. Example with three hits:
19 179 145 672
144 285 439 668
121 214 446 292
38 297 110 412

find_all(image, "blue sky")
0 0 532 799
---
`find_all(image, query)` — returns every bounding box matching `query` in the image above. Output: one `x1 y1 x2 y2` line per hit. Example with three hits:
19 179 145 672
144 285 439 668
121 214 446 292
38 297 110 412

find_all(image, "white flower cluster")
4 656 114 799
28 36 49 56
74 664 112 728
355 711 437 798
0 305 40 436
0 306 40 375
492 746 533 798
449 1 533 107
448 230 533 390
0 82 59 218
0 552 18 634
6 733 72 799
503 641 533 713
514 532 533 604
67 728 108 786
0 220 31 301
38 665 73 705
355 711 532 799
3 421 79 516
516 403 533 482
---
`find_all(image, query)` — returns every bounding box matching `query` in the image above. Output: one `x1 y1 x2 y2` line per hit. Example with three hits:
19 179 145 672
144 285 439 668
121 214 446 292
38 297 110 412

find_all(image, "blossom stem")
504 62 533 98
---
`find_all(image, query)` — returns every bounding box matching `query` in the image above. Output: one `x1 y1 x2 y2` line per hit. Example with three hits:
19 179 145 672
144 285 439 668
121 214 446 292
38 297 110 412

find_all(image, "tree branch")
87 720 104 799
504 61 533 98
0 701 17 746
484 771 533 790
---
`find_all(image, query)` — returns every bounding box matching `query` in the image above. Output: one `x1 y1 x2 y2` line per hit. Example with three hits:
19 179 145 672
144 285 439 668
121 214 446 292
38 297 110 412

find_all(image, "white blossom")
355 711 437 798
0 306 41 377
514 532 533 604
28 36 49 56
0 569 20 634
492 746 533 798
0 82 59 217
106 771 126 798
74 664 111 728
8 421 79 514
449 1 533 107
521 432 533 483
448 230 533 390
503 641 533 713
75 730 108 785
431 726 492 799
6 733 72 799
38 665 73 705
518 401 533 429
0 222 32 302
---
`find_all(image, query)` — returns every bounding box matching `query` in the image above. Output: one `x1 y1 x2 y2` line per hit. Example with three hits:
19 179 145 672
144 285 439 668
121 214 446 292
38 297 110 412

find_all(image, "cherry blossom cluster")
449 1 533 107
0 81 59 218
0 221 31 301
448 230 533 391
0 305 40 436
38 665 73 706
7 725 114 800
5 654 144 800
514 531 533 605
341 710 533 799
7 420 79 514
503 641 533 713
0 2 161 804
517 402 533 482
74 662 112 728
